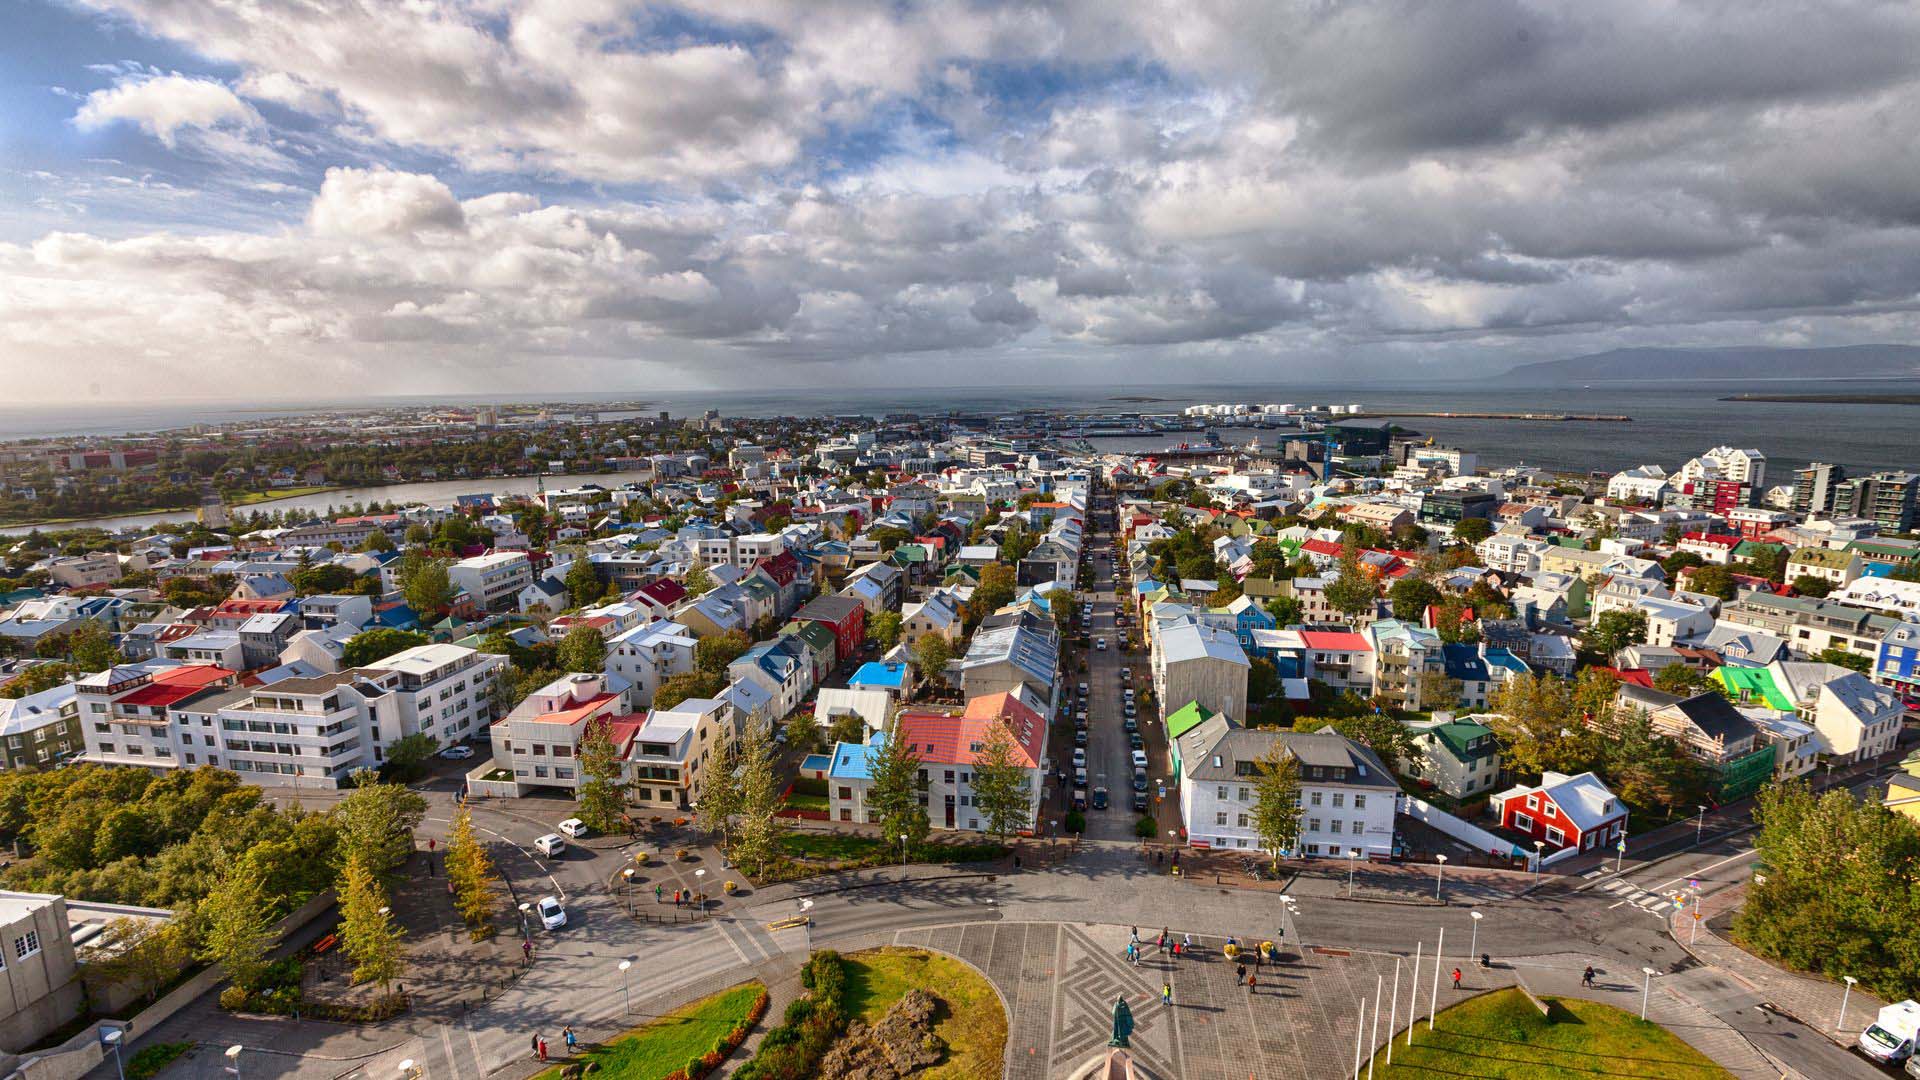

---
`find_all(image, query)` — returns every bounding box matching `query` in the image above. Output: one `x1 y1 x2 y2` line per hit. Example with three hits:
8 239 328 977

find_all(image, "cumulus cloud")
8 0 1920 398
75 72 259 147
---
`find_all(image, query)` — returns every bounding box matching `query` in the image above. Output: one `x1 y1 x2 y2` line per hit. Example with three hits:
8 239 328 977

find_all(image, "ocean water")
1 376 1915 480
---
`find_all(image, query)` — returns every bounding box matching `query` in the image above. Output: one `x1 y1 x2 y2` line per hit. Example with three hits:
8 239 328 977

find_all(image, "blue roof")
849 661 908 689
1441 643 1491 682
828 732 884 781
1483 647 1530 675
800 753 832 772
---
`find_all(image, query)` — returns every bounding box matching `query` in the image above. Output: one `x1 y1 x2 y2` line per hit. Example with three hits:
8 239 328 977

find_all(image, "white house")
604 620 697 708
1174 717 1398 857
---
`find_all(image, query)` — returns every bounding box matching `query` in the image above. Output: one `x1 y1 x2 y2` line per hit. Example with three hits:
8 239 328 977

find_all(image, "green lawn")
533 981 764 1080
781 791 830 813
774 833 1006 863
1366 988 1732 1079
844 948 1007 1080
227 485 342 506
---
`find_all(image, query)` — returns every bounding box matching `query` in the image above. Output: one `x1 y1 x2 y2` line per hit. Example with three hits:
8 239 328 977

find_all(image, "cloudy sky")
5 1 1920 402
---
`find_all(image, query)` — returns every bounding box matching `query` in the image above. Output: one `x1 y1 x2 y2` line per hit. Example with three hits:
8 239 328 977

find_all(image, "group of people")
651 883 704 907
1128 926 1201 966
529 1026 577 1062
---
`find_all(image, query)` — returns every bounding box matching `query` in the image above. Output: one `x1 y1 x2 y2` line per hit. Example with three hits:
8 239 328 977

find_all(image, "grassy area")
844 948 1007 1080
774 832 1006 863
227 485 342 506
781 791 830 813
1365 988 1732 1079
533 981 765 1080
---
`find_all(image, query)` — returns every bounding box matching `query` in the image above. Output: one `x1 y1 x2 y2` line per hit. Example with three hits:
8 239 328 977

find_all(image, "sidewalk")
1669 880 1888 1047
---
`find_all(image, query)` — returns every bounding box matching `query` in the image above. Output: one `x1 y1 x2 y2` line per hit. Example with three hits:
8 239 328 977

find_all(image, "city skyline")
6 1 1920 401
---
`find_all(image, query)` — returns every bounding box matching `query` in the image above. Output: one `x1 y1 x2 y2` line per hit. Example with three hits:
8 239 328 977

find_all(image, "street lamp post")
618 959 633 1013
622 867 634 915
102 1029 125 1080
1639 967 1658 1020
799 898 814 955
1468 910 1482 970
1433 854 1447 900
1838 975 1858 1033
1532 840 1545 887
517 902 532 943
1694 805 1708 844
1347 848 1360 898
399 1060 417 1080
898 834 908 867
225 1044 244 1080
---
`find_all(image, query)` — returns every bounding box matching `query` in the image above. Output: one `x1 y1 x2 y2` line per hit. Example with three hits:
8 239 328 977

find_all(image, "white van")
534 833 568 858
1862 1000 1920 1063
1130 749 1149 770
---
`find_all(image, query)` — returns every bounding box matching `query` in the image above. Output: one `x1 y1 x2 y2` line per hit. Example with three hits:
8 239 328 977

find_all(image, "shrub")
126 1042 192 1080
1134 816 1157 838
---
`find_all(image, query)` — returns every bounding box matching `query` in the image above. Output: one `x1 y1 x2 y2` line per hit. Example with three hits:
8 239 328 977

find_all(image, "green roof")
1789 546 1852 568
1732 540 1784 557
1711 666 1794 710
1165 702 1217 740
1431 720 1496 760
892 544 930 563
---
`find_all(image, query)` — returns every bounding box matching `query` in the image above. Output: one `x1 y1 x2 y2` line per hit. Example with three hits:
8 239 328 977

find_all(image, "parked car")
1130 749 1149 770
1071 787 1088 811
438 744 474 760
557 818 589 838
534 833 568 857
537 895 567 930
1129 732 1144 751
1123 716 1137 732
1132 771 1149 793
1132 792 1149 813
1091 787 1110 810
1074 729 1088 747
1095 638 1107 651
1072 748 1088 769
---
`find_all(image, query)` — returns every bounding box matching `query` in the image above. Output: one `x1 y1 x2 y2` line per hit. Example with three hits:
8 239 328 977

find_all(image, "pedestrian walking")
1247 973 1257 995
1126 942 1137 965
1235 963 1246 985
537 1038 548 1063
1162 983 1172 1007
1451 967 1462 990
1130 926 1139 944
530 1033 540 1061
1582 965 1596 989
654 884 663 904
1182 932 1193 953
563 1026 576 1053
522 939 532 963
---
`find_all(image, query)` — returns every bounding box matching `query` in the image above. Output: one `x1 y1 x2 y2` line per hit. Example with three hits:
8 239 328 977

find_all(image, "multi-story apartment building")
210 671 397 787
695 533 786 570
622 696 738 809
482 673 626 795
0 683 83 770
447 552 533 612
1720 592 1899 662
1363 619 1444 710
76 664 240 772
360 643 507 750
605 620 697 708
830 689 1048 833
1407 718 1501 799
1173 718 1398 857
1151 619 1249 723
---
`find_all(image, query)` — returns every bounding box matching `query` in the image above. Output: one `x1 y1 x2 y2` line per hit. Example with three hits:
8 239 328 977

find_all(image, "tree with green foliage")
868 720 929 848
1 661 73 699
1451 515 1497 541
444 804 497 929
728 727 786 874
972 563 1017 619
969 722 1032 841
332 777 426 872
1264 595 1304 628
1582 609 1648 660
357 529 395 553
696 739 741 845
1297 712 1425 774
1811 647 1871 673
682 565 716 597
784 709 822 753
695 630 752 674
555 623 607 673
1486 672 1601 778
576 718 626 832
398 552 455 614
1325 550 1380 625
342 628 430 668
1386 577 1442 622
826 712 865 749
1735 782 1920 1001
1250 739 1303 867
1247 657 1280 704
563 557 602 607
911 633 955 682
83 917 191 1004
1651 664 1717 696
1687 563 1739 600
196 865 274 990
1599 707 1711 811
1661 550 1705 576
866 610 903 649
380 733 439 782
1791 574 1834 598
337 855 404 992
652 669 725 711
67 621 122 673
290 562 359 596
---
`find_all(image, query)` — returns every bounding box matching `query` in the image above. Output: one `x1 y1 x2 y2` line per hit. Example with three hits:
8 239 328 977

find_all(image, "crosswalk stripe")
1600 880 1631 893
1648 901 1672 912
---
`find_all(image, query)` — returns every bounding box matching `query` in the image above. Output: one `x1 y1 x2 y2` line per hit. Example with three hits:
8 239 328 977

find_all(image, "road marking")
1645 847 1759 894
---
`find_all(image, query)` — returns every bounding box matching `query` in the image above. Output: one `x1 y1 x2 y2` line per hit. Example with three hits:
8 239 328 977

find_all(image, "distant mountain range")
1499 345 1920 384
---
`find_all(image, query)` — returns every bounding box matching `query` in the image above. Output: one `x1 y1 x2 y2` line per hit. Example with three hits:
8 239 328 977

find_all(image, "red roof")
896 693 1045 769
1299 630 1371 651
1682 532 1741 548
633 579 688 607
527 690 622 726
118 664 236 707
1301 539 1345 558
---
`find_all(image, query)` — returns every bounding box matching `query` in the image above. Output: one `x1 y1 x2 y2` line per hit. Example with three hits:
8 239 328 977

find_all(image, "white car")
534 833 568 858
438 745 474 760
536 895 567 930
557 818 589 838
1131 749 1150 770
1072 748 1087 769
1095 638 1107 651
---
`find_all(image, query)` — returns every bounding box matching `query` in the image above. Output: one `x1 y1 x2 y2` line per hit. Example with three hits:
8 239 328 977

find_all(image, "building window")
1309 792 1322 806
1307 818 1321 832
1332 793 1345 808
14 931 39 959
1354 794 1367 809
1513 811 1533 831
